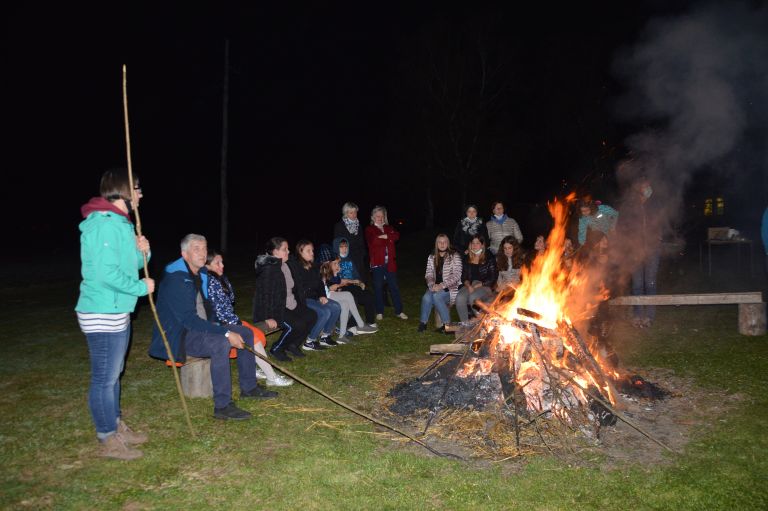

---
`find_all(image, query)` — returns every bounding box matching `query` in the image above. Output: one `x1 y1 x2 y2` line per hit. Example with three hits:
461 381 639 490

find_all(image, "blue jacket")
149 258 227 362
578 204 619 246
333 236 360 280
762 207 768 254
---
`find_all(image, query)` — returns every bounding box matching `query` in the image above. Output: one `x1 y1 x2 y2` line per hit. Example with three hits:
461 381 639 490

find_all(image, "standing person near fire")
333 202 369 285
418 234 463 332
453 204 488 255
617 176 663 328
577 197 619 246
76 169 153 460
365 206 407 320
485 201 523 255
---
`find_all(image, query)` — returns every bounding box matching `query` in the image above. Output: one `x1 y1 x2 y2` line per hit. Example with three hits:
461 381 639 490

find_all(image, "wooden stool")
180 356 213 398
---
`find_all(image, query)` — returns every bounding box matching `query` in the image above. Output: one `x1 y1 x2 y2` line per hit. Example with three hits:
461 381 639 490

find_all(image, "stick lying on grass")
239 343 463 460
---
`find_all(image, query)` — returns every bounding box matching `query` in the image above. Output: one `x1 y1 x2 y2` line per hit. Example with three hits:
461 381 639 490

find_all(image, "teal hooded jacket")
75 198 149 313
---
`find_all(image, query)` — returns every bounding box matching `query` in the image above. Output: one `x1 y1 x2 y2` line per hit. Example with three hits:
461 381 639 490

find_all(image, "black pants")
339 285 376 324
270 305 316 353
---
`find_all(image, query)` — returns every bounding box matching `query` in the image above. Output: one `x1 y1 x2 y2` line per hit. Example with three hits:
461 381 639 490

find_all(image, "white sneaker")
266 374 293 387
255 368 267 380
376 314 383 321
367 323 378 329
397 312 409 320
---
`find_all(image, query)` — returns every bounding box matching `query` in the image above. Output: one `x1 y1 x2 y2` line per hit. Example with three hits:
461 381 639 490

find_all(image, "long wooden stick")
240 344 461 460
122 65 195 437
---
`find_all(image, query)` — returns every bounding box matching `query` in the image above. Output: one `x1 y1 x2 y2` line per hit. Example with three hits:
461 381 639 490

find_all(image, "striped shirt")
76 312 130 334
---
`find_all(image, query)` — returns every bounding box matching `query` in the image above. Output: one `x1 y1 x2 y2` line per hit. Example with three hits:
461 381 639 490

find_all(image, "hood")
332 237 350 258
164 257 210 298
80 197 131 220
254 254 282 277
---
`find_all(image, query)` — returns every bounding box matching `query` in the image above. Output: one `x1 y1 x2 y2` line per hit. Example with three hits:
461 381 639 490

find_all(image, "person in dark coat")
616 176 664 328
252 237 317 361
453 204 488 255
333 202 369 285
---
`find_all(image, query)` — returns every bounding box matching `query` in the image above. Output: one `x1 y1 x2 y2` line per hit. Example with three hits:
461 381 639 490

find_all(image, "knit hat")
317 243 335 264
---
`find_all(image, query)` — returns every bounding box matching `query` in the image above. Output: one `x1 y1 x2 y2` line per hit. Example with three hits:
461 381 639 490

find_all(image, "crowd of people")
76 169 666 459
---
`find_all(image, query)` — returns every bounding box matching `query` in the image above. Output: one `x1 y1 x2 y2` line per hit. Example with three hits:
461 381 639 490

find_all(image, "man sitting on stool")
149 233 277 420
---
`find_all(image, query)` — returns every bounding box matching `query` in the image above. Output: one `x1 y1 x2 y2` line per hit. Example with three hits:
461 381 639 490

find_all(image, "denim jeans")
631 250 661 321
185 324 257 409
306 298 341 340
371 266 403 314
420 289 451 324
86 326 131 440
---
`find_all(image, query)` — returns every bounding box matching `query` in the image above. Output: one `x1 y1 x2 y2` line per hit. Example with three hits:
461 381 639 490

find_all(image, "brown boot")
117 420 148 445
98 434 143 460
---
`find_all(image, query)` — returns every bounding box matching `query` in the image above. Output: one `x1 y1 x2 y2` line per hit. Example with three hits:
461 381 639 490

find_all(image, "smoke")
612 1 768 222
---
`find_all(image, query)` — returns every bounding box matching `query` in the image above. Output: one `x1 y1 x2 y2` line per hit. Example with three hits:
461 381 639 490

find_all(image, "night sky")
6 1 759 267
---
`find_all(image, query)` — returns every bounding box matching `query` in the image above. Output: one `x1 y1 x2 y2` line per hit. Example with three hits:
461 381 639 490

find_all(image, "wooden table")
699 239 754 276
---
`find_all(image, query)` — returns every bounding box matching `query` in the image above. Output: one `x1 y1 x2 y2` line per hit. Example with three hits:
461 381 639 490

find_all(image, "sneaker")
376 313 383 321
417 322 427 333
286 345 306 357
213 402 252 420
266 374 294 387
319 336 338 347
302 340 327 351
117 420 148 445
335 335 351 344
367 323 378 329
355 325 378 335
99 433 143 460
397 312 409 320
255 368 267 379
241 384 279 399
269 349 293 362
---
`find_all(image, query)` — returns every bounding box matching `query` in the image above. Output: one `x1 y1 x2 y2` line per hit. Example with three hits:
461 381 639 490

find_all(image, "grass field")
1 238 766 510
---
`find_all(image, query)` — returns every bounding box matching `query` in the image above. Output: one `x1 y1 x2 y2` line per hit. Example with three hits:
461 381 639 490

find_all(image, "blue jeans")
420 289 451 324
185 324 257 409
631 250 661 321
371 266 403 314
86 326 131 440
306 298 341 340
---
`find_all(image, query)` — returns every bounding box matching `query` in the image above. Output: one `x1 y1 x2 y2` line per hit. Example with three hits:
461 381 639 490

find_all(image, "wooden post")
180 357 213 398
738 303 767 336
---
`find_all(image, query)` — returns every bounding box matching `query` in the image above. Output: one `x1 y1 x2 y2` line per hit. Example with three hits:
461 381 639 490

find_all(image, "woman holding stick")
75 169 153 460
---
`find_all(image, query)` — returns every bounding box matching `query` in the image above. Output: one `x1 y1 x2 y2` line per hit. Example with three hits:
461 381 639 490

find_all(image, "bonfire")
385 194 670 459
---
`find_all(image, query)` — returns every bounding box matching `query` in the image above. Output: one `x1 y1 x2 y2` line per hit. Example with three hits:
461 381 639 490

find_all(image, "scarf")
343 217 359 235
460 216 483 235
491 214 508 225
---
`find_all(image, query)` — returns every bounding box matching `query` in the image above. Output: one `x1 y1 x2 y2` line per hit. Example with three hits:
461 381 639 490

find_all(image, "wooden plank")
609 292 762 306
430 343 467 355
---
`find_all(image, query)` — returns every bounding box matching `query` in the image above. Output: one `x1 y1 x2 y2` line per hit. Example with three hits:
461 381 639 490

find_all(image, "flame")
454 194 627 417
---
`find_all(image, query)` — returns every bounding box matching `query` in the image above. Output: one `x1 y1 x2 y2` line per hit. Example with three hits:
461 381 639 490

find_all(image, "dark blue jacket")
149 258 227 362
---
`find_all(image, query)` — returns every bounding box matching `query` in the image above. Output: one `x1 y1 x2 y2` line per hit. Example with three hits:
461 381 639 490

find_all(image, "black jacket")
288 258 327 302
461 252 498 287
333 220 369 282
453 219 488 253
252 255 291 323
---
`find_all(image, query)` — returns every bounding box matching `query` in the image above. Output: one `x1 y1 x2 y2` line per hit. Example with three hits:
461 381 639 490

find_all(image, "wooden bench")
609 292 766 336
178 323 283 398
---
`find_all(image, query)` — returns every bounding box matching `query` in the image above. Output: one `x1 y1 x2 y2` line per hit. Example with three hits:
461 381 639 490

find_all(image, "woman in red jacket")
365 206 407 320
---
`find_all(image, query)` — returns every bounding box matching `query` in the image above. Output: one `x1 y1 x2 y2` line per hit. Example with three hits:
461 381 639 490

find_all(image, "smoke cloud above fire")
612 0 768 225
